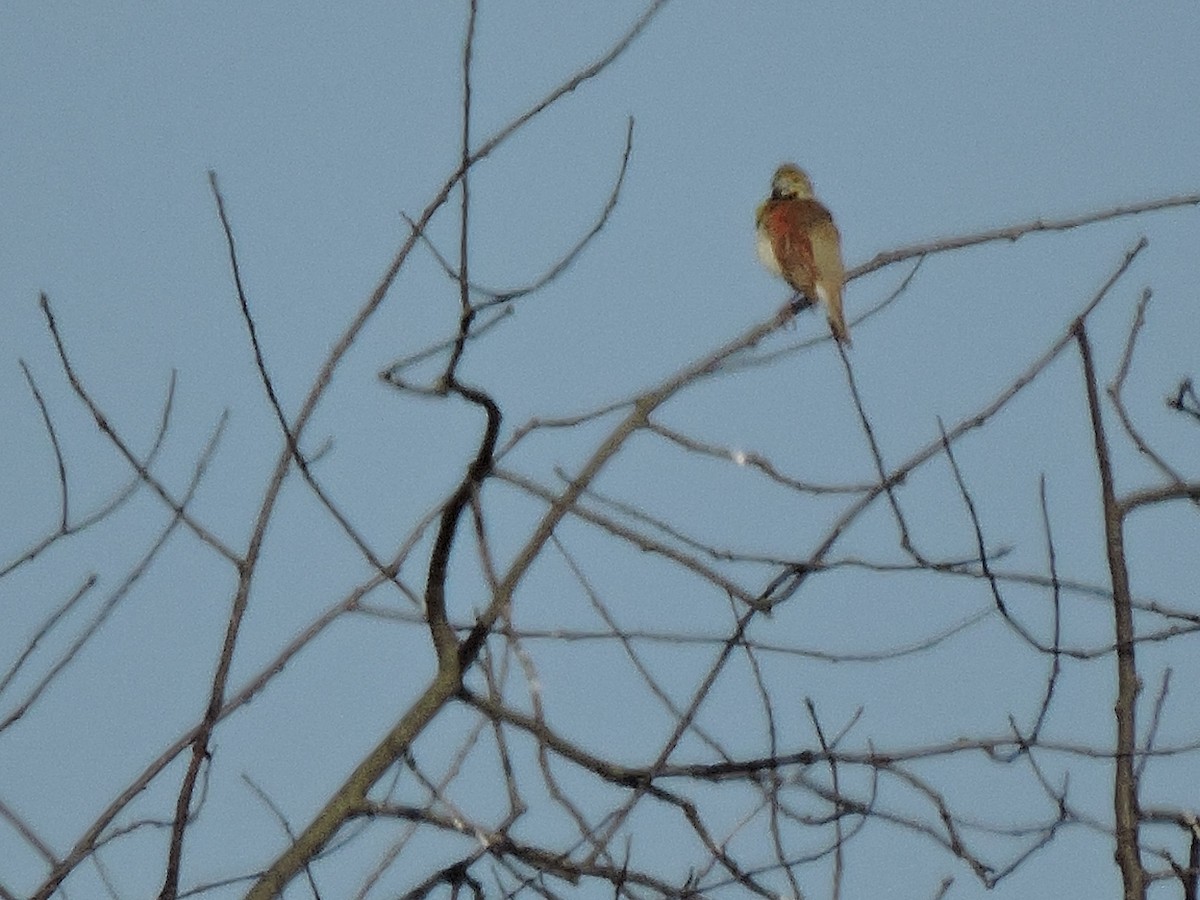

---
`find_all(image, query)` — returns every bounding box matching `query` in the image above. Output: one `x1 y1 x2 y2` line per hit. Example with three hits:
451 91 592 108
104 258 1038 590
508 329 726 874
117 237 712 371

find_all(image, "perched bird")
756 164 850 345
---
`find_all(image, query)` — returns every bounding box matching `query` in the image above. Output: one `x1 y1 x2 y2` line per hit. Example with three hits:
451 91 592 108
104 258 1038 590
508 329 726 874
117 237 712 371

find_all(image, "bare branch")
1075 319 1145 899
1028 475 1064 741
852 194 1198 280
38 294 239 566
407 118 636 309
18 359 69 529
760 237 1149 607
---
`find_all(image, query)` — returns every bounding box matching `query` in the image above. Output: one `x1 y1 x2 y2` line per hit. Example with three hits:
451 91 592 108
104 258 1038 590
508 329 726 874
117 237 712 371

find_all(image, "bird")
755 163 850 345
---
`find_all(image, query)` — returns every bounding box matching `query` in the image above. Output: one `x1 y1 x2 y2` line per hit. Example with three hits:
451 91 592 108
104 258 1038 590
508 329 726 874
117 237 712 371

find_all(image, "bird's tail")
816 285 851 346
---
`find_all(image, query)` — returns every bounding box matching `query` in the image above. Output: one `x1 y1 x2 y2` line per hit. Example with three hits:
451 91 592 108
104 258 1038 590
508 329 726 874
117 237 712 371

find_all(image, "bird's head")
770 164 814 199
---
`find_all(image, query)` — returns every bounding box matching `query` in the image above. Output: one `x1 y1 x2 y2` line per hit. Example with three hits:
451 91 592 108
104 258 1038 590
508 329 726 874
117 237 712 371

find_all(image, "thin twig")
408 118 636 309
208 171 402 584
18 360 69 529
38 296 237 565
1137 669 1172 782
852 194 1199 280
2 370 176 580
938 418 1047 651
838 339 924 560
1029 475 1063 741
805 699 845 900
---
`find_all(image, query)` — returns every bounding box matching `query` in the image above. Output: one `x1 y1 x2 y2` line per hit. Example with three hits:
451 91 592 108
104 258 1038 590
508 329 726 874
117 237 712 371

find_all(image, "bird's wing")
754 199 768 228
801 202 850 344
806 209 845 292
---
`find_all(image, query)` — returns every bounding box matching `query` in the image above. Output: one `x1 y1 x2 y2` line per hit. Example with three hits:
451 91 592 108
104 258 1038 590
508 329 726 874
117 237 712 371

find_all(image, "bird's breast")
756 224 782 275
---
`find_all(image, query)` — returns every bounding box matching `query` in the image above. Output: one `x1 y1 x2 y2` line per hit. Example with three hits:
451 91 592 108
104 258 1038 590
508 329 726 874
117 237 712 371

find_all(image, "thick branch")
1075 320 1144 900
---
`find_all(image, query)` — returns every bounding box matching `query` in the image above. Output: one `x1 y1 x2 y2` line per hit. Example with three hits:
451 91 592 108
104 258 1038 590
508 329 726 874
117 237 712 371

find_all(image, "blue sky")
2 3 1199 898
